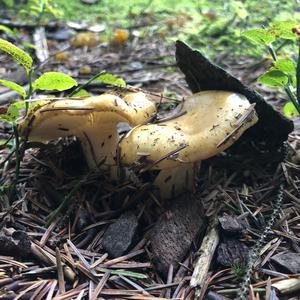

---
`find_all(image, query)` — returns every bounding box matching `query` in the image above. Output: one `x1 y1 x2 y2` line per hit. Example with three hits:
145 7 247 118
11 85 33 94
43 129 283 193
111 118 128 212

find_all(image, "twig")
33 26 49 63
139 143 187 173
69 71 105 97
217 104 256 148
190 217 219 299
90 272 110 300
56 247 66 294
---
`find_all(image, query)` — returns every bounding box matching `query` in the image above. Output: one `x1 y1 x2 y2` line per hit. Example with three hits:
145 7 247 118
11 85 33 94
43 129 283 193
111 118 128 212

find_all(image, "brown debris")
149 193 206 276
271 252 300 274
102 211 139 258
216 238 249 267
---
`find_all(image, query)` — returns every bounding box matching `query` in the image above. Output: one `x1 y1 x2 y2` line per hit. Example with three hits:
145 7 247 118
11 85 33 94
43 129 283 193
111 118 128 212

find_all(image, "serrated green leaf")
7 101 26 119
33 72 78 92
270 21 297 40
0 39 33 74
283 102 299 118
0 25 15 36
72 89 90 97
258 70 289 87
0 101 25 123
274 59 296 76
95 73 126 87
242 29 275 45
0 79 26 98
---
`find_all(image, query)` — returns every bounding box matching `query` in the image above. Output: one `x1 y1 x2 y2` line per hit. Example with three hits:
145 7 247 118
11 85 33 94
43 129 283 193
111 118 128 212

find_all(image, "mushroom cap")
18 92 156 167
119 91 258 169
19 92 156 141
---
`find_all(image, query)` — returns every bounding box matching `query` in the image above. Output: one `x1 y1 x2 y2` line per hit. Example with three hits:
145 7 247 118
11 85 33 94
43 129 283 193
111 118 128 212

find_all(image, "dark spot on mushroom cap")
164 175 172 183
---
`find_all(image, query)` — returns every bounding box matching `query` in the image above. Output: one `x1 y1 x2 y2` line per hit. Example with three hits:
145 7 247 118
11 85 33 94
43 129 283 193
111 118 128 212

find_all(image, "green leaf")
0 101 25 123
7 101 26 120
283 102 299 118
0 25 15 36
0 79 26 98
33 72 78 92
22 42 37 50
258 70 289 87
72 89 90 97
274 59 296 76
0 38 33 74
242 29 275 45
270 21 297 40
95 73 126 87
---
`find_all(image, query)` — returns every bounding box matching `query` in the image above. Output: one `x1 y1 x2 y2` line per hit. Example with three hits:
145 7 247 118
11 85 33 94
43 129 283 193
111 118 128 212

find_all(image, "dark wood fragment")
102 211 139 258
218 213 248 235
0 230 31 258
217 238 249 267
149 193 206 276
271 252 300 274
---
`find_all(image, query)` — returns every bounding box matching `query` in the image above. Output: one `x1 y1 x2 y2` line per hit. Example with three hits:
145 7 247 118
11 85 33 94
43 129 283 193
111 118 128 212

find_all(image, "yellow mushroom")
19 92 156 169
119 91 258 198
19 90 258 199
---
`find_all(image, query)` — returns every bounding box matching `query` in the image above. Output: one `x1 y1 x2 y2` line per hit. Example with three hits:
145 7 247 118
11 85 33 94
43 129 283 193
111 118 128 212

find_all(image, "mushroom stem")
153 162 200 199
78 124 119 168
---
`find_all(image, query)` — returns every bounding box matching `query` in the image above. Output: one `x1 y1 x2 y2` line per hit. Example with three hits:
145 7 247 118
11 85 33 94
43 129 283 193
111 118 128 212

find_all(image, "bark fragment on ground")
102 211 139 258
218 213 248 235
149 193 206 276
0 228 31 258
216 237 249 267
271 252 300 274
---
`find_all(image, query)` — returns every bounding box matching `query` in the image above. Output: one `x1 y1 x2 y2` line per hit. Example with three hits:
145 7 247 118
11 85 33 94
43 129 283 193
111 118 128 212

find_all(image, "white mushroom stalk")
119 91 258 198
19 92 156 169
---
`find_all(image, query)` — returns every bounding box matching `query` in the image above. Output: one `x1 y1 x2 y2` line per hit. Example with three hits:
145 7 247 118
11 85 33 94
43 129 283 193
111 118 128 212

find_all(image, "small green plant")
243 21 300 117
0 38 127 202
0 38 77 197
231 263 246 279
19 0 63 23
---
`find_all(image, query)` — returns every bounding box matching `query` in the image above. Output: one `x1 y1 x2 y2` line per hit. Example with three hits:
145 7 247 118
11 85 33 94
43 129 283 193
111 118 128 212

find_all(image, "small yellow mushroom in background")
111 29 129 46
55 51 70 62
71 32 100 47
79 66 92 75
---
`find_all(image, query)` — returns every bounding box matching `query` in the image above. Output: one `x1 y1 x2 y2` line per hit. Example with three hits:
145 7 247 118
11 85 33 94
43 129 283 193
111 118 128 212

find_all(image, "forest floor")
0 5 300 300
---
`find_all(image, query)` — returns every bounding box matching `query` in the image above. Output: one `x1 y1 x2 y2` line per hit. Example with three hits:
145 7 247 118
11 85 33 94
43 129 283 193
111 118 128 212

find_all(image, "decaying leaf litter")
0 12 300 300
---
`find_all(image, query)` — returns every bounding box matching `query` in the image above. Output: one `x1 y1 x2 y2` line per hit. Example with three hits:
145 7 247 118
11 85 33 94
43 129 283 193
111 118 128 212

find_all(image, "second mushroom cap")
120 90 258 169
